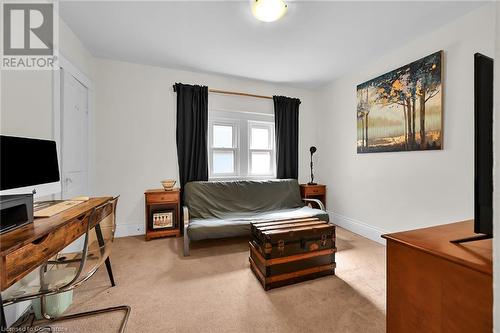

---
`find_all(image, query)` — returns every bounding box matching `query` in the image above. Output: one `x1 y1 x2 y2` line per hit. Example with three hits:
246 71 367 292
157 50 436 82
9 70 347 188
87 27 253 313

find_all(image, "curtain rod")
209 89 273 100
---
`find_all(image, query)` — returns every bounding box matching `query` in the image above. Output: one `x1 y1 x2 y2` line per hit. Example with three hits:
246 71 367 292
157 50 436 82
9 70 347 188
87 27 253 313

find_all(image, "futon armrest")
302 198 325 211
183 206 190 256
183 206 190 229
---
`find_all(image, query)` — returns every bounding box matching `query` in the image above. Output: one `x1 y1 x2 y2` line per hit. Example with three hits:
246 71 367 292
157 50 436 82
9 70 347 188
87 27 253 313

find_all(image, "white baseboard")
329 211 387 245
115 223 145 238
113 215 387 244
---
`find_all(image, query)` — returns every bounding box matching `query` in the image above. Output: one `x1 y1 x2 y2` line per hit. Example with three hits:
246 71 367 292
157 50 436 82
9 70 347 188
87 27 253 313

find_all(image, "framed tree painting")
357 50 443 153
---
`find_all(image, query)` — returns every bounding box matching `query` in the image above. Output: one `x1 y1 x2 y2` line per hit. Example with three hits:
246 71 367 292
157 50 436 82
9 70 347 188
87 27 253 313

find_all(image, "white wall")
1 71 54 139
314 4 496 242
0 17 95 139
93 59 318 235
59 19 95 79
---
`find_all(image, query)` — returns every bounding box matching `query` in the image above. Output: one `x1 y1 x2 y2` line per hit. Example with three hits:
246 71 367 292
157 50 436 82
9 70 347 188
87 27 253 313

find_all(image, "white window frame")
208 110 275 180
208 118 240 177
248 121 275 177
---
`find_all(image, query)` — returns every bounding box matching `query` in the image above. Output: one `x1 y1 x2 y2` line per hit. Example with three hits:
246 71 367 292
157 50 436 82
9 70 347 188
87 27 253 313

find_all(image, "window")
249 123 274 175
209 111 275 179
210 121 238 176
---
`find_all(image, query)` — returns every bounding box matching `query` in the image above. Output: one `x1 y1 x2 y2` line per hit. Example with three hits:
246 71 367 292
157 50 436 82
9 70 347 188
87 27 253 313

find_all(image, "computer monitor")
0 135 61 198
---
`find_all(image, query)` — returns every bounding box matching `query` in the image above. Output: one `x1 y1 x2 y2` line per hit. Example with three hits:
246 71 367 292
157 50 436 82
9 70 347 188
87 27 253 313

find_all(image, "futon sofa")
182 179 328 256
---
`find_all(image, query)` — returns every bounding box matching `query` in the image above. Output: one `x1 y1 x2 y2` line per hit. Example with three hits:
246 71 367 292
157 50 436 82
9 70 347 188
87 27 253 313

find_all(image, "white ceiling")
60 1 486 88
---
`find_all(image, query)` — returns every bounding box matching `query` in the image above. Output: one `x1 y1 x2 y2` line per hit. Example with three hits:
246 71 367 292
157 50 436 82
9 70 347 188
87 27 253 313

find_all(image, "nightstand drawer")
146 192 179 204
303 186 326 196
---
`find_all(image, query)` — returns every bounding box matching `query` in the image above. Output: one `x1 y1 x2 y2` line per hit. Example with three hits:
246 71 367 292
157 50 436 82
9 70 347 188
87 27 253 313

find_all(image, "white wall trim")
59 54 94 90
329 211 387 245
115 223 145 238
53 54 96 197
113 215 388 243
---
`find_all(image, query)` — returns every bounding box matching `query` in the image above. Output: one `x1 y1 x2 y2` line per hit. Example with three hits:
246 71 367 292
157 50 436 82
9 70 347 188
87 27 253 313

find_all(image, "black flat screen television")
452 53 494 243
474 53 494 238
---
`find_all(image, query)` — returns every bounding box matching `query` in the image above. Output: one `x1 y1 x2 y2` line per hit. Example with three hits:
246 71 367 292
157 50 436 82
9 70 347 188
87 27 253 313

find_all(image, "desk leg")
95 224 116 287
1 294 7 332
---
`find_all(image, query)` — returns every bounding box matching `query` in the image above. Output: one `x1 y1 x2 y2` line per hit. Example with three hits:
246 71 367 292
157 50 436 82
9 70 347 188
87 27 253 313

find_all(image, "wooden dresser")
382 221 492 333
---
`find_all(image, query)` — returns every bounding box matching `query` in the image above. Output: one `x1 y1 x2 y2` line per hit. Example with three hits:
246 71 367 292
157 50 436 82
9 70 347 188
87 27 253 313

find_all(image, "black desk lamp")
308 146 317 185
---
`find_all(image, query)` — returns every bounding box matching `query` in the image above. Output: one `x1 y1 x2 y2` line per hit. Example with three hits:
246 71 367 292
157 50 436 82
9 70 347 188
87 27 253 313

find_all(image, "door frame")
53 54 95 198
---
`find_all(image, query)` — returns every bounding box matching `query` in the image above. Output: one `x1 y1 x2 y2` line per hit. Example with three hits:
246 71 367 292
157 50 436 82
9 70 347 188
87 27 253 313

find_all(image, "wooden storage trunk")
249 217 336 290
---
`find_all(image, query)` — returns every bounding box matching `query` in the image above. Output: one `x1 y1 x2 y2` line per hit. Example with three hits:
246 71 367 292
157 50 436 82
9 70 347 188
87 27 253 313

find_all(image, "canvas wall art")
357 51 443 153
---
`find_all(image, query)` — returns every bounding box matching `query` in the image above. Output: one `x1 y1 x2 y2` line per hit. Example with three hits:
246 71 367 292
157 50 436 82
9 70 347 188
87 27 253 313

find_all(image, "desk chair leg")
104 258 116 287
37 305 131 333
95 224 116 287
1 294 7 332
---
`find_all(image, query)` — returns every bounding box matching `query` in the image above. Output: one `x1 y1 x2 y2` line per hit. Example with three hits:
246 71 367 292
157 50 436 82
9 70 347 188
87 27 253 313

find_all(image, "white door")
61 69 89 199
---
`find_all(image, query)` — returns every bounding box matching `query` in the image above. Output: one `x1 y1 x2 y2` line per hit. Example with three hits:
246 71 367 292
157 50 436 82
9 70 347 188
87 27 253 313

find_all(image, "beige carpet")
49 227 386 332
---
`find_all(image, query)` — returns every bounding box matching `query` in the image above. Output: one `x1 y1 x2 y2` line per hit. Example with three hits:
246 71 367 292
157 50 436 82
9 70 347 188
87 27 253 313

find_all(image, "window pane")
251 127 270 149
213 151 234 174
251 152 271 174
213 125 233 148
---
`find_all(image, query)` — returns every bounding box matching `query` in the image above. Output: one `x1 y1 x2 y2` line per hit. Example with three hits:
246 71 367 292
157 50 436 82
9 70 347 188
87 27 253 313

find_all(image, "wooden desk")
382 221 492 333
0 197 112 292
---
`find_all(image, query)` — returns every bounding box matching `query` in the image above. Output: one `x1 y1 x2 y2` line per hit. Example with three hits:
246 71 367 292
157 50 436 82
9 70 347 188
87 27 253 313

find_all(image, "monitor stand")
0 194 34 233
450 233 493 243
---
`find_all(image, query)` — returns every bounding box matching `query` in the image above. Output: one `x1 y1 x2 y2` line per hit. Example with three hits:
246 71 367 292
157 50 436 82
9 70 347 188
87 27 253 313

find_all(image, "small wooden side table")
144 188 181 241
299 184 326 208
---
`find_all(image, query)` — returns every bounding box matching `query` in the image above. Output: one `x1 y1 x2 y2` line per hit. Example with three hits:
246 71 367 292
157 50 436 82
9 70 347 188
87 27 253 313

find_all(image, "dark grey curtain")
273 95 301 179
174 83 209 189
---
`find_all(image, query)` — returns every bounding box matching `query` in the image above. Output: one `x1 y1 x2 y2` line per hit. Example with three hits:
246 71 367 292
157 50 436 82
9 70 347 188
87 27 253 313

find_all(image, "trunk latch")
278 240 285 256
321 234 327 247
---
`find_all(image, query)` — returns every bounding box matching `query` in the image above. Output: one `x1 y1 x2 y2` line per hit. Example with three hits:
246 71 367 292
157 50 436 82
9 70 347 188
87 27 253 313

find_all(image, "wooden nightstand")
300 184 326 208
145 189 181 241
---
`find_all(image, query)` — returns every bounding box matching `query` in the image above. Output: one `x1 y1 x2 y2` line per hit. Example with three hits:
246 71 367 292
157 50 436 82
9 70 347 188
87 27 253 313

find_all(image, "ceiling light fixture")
251 0 288 23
